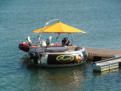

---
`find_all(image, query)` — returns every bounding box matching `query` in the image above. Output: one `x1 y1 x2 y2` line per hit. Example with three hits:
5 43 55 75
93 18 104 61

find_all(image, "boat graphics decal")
47 54 83 64
56 55 74 62
76 56 82 63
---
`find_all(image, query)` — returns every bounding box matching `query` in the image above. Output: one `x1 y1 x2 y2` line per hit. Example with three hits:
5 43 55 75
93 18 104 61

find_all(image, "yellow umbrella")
33 21 86 34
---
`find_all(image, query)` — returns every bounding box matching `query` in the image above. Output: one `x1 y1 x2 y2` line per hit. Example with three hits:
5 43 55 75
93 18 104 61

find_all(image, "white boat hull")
28 47 87 67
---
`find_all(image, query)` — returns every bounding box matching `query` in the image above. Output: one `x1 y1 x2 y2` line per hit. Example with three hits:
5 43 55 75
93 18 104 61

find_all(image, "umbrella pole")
56 33 60 42
71 33 74 45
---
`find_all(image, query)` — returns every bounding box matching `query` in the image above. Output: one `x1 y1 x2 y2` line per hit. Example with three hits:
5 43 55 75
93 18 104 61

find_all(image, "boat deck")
46 45 82 53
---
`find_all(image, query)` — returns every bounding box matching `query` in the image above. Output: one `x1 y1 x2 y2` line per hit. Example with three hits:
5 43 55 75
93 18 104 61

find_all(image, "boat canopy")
33 20 86 34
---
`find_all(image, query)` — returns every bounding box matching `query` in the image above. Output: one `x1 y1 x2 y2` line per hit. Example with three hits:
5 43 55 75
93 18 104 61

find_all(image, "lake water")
0 0 121 91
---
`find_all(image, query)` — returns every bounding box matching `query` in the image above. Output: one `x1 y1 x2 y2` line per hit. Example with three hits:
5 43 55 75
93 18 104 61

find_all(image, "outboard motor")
29 48 44 64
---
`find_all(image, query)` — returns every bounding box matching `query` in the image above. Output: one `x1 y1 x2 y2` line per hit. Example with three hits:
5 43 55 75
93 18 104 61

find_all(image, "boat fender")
19 42 30 52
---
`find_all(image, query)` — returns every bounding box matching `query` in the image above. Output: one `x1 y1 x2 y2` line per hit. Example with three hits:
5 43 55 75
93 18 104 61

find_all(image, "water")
0 0 121 91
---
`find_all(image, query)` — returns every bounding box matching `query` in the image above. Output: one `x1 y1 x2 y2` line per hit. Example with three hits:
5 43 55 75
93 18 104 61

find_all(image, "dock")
93 56 121 72
86 48 121 61
86 48 121 72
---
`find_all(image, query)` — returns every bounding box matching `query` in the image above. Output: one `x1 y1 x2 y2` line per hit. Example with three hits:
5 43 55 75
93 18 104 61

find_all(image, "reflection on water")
19 55 121 91
20 55 31 65
93 69 119 77
20 55 87 91
28 67 86 91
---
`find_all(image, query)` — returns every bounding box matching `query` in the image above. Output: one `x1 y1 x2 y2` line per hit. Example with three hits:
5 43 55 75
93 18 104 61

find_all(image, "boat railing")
45 19 60 27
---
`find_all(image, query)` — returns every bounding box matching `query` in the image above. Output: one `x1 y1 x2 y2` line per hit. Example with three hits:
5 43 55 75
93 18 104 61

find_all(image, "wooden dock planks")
86 48 121 61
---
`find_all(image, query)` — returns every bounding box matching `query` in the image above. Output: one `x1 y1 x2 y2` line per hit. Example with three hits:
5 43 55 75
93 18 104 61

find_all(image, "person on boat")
46 36 53 46
37 35 41 44
26 36 32 46
41 40 46 47
46 38 50 46
62 37 70 46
